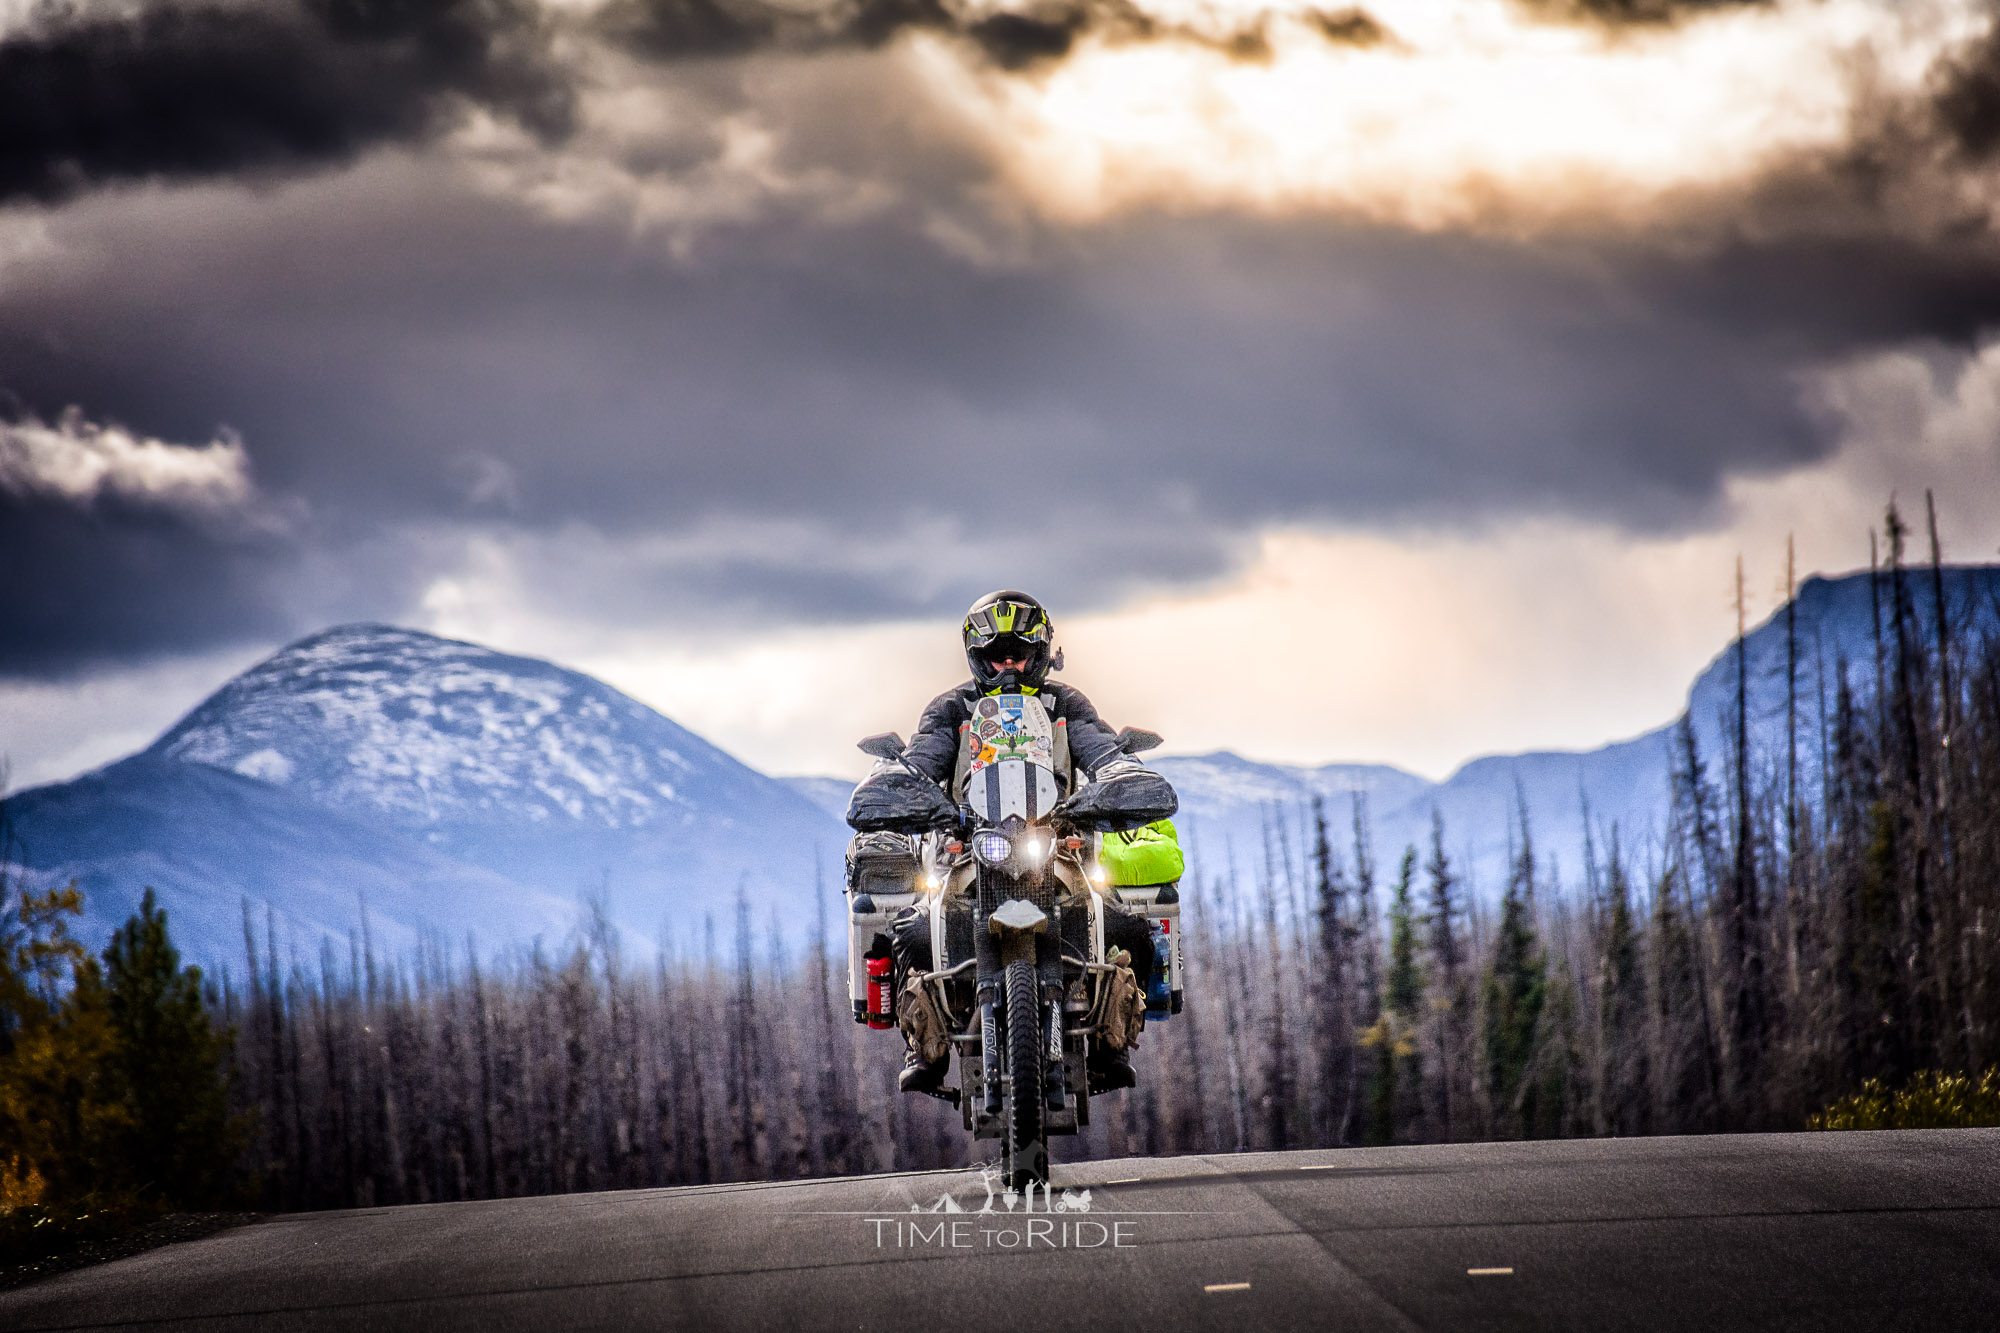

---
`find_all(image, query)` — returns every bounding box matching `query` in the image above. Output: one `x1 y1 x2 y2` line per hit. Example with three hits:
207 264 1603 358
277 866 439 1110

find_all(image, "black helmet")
963 590 1056 693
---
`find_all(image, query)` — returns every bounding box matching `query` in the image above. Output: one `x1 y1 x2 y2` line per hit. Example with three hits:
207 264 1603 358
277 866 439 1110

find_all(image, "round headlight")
972 831 1013 866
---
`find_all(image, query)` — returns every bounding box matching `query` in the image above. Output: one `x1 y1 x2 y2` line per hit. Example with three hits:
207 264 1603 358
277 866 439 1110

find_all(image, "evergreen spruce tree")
101 889 240 1207
1649 863 1720 1132
1386 848 1424 1022
1422 811 1466 1139
1529 957 1585 1139
1361 847 1424 1142
1308 799 1354 1145
1597 840 1649 1135
1482 835 1545 1138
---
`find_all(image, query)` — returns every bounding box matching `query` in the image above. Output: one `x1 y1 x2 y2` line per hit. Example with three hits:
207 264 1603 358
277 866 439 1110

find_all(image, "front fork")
1041 916 1069 1111
976 901 1070 1117
977 908 1008 1116
979 983 1003 1116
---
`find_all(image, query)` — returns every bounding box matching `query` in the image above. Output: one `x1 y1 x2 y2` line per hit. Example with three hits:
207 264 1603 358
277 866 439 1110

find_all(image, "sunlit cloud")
0 407 263 524
932 0 1981 230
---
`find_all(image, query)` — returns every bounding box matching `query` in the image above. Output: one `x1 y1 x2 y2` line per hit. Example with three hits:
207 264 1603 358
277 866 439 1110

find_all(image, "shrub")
1809 1069 2000 1131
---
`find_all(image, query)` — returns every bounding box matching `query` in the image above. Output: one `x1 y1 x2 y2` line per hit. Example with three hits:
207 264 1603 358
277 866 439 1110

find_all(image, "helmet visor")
974 634 1042 665
964 601 1051 649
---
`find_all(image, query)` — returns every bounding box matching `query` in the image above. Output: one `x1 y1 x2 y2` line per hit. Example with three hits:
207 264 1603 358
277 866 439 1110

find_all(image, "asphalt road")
5 1129 1998 1331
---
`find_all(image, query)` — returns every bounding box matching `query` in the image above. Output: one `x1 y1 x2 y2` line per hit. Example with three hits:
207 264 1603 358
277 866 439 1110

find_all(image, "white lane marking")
1204 1283 1252 1293
1298 1164 1342 1170
1104 1177 1143 1184
1467 1268 1515 1277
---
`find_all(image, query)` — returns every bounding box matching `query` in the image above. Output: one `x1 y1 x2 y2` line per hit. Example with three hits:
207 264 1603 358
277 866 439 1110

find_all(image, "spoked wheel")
1003 958 1048 1190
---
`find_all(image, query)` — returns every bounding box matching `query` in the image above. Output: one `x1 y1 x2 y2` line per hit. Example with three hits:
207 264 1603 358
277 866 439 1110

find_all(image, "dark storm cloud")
602 0 1297 70
1305 9 1388 46
0 485 297 677
0 0 571 203
1762 5 2000 219
962 11 1087 69
0 0 1387 207
15 149 2000 679
1522 0 1767 27
493 516 1249 634
600 0 949 58
1932 17 2000 161
13 0 2000 677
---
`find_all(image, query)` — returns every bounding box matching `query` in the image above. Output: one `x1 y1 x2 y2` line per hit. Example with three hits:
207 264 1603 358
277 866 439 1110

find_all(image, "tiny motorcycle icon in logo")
908 1169 1092 1215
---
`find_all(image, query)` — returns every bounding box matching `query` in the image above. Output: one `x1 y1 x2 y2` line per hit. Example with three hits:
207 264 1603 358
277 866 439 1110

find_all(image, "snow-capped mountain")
154 624 765 835
1153 566 2000 900
4 625 849 970
144 624 839 891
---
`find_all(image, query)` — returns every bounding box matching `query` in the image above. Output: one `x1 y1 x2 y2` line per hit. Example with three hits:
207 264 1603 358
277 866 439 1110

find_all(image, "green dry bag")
1101 819 1184 887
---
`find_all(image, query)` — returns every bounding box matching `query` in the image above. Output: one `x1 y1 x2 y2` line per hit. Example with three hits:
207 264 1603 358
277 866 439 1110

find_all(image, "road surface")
5 1129 1997 1331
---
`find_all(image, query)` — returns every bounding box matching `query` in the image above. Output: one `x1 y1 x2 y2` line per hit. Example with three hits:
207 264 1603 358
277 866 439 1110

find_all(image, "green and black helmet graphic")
963 590 1056 692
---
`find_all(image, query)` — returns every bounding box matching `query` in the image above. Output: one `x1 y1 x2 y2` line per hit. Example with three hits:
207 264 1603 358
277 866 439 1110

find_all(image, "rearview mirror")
1116 727 1163 755
857 732 908 761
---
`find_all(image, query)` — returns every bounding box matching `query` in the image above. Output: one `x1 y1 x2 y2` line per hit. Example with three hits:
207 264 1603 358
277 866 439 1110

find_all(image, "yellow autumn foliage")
1809 1069 2000 1131
0 1160 44 1211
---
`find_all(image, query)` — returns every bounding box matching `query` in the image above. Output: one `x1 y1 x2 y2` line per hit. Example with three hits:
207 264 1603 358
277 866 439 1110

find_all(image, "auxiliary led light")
972 831 1014 866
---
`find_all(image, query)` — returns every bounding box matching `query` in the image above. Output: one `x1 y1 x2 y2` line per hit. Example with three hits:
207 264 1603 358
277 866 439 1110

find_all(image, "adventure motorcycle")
844 692 1176 1188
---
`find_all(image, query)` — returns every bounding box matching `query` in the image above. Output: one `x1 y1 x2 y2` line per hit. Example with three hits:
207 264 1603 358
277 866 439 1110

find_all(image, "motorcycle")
845 692 1176 1188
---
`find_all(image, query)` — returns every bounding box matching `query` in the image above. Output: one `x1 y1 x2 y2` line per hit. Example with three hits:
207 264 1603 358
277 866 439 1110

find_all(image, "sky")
4 0 2000 789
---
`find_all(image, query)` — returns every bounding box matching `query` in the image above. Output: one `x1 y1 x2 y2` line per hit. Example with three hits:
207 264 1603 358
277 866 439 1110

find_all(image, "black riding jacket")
903 680 1126 790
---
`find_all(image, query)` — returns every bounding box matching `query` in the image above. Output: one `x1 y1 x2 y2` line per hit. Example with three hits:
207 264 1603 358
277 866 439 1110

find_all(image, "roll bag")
1060 759 1178 831
1105 820 1185 1017
846 759 957 833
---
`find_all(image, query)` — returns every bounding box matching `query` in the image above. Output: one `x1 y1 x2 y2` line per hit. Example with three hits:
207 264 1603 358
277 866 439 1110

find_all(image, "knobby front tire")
1003 958 1048 1189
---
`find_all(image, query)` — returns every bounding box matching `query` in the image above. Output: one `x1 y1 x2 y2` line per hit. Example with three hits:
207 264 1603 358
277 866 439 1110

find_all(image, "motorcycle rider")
885 590 1162 1096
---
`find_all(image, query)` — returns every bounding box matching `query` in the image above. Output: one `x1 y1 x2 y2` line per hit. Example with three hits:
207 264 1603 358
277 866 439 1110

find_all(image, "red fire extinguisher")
866 948 895 1030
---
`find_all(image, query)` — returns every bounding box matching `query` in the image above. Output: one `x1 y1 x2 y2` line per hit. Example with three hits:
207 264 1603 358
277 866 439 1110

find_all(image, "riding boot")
1088 1046 1136 1092
899 1046 949 1094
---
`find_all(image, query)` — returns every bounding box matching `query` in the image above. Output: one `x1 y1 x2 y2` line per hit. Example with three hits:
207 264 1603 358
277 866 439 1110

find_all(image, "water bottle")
1146 918 1172 1018
1156 884 1183 1014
